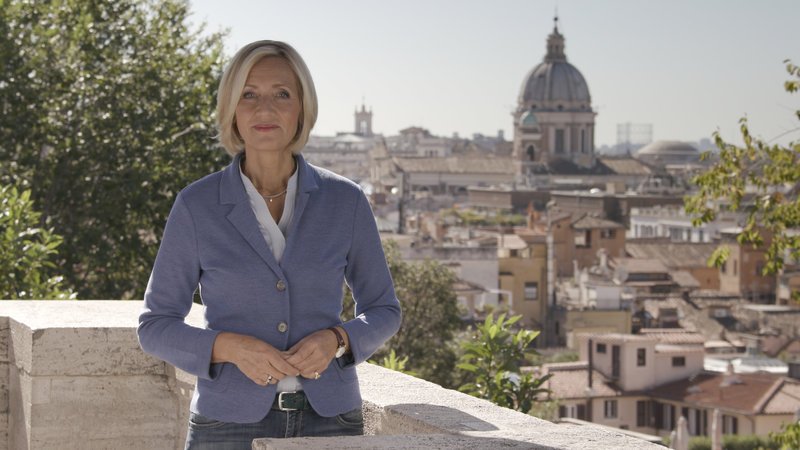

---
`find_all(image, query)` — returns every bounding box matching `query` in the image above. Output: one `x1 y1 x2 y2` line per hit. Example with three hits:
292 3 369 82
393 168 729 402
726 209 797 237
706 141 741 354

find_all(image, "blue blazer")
138 152 401 423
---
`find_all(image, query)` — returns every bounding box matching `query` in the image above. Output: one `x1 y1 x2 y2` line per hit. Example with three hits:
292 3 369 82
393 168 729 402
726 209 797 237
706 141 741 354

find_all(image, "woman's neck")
241 151 296 194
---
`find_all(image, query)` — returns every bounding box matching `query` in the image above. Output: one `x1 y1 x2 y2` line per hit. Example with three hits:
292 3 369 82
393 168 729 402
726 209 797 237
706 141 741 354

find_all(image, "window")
577 404 586 420
712 307 730 318
733 260 738 276
600 229 616 239
581 129 586 153
637 400 649 427
575 231 591 248
721 262 727 274
755 262 764 276
524 282 538 301
637 348 647 366
604 400 618 419
672 356 686 367
612 345 620 378
555 129 565 153
597 343 607 354
723 415 738 434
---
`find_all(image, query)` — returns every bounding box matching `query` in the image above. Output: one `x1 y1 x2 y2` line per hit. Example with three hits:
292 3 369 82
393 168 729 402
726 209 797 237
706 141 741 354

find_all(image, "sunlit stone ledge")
0 301 659 449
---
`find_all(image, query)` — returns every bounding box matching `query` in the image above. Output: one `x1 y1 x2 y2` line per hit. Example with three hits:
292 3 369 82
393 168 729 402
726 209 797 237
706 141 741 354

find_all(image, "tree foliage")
0 0 228 298
457 314 551 414
685 60 800 301
343 240 462 387
0 184 74 300
771 420 800 450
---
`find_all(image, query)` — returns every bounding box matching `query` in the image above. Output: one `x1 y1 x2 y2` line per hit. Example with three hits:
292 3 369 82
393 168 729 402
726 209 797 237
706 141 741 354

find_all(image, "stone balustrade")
0 301 659 449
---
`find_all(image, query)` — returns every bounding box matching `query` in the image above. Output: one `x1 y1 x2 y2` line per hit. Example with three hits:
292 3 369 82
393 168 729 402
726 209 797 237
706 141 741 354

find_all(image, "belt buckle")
277 391 299 411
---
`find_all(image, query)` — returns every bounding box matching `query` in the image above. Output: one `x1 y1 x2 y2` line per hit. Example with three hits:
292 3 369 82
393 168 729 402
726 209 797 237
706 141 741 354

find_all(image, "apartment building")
543 332 799 439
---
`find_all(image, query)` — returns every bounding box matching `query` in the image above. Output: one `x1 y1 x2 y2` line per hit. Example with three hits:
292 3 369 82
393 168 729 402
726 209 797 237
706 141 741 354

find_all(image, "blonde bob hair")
216 40 318 156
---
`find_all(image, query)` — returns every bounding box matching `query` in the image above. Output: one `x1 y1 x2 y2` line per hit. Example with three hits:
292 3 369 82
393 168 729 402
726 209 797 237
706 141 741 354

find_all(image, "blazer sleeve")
340 189 402 366
137 192 221 380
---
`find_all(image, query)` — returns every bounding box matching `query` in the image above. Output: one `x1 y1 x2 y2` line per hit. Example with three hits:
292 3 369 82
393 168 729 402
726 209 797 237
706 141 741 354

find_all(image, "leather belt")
272 391 311 411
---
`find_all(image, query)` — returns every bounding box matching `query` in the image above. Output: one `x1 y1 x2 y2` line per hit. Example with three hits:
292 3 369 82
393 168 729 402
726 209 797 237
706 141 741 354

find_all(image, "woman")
137 40 401 449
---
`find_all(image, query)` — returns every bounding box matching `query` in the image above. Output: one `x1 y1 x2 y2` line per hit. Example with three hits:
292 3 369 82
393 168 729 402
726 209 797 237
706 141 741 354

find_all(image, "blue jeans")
184 407 364 449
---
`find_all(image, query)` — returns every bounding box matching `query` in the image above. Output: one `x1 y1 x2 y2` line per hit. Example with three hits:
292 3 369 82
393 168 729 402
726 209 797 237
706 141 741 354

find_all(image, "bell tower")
354 101 373 137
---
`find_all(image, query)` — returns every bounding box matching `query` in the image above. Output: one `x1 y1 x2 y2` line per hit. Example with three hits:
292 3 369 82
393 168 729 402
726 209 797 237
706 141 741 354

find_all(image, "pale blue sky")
190 0 799 147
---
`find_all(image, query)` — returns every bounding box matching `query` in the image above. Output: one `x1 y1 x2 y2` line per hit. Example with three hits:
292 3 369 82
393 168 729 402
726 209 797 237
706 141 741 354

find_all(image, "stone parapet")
1 301 659 449
1 301 198 450
254 363 660 449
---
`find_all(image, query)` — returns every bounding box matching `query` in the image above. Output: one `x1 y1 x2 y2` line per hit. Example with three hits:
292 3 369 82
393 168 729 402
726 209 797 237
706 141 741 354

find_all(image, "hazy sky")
190 0 799 147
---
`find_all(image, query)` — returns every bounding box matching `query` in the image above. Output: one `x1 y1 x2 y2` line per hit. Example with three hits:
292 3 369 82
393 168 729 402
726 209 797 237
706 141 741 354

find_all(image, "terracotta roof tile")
611 258 670 274
762 383 800 414
626 242 718 269
542 362 622 400
649 372 797 415
393 157 514 174
571 214 625 230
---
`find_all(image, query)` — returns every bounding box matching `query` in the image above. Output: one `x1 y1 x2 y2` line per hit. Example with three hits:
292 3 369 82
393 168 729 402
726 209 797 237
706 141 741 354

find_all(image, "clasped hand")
223 329 338 386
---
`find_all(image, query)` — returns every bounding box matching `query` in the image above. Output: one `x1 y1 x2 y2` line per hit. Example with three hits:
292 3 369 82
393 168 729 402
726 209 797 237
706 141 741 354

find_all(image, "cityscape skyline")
190 0 799 147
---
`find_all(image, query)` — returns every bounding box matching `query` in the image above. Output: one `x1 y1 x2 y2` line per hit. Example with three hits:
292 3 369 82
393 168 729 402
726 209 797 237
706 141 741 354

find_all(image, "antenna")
554 6 559 30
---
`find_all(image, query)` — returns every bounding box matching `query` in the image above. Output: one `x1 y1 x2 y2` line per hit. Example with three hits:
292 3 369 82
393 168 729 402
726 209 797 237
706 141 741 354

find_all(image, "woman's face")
235 57 302 155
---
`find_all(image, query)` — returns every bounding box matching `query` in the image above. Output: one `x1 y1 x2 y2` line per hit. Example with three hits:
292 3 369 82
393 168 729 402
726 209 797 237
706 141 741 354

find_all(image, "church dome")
636 140 700 167
636 140 699 157
519 23 591 107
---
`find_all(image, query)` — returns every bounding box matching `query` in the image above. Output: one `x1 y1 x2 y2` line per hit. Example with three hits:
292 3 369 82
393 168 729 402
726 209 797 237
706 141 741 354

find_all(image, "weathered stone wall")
0 316 9 450
2 301 197 450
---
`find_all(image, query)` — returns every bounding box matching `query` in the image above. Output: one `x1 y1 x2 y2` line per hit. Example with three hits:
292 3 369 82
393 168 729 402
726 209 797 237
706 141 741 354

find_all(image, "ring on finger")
314 371 321 380
266 375 273 384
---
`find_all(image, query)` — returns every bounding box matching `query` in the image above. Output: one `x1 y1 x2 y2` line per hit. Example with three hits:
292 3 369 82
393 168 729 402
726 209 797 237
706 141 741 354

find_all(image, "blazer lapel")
219 153 284 277
282 153 319 260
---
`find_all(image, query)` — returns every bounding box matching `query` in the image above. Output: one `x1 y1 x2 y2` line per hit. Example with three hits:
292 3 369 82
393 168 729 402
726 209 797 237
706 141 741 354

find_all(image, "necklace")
260 188 287 203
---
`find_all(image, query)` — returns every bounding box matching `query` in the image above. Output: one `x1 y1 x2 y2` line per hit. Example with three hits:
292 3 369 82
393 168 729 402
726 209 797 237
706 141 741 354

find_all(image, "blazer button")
276 280 287 291
277 322 288 333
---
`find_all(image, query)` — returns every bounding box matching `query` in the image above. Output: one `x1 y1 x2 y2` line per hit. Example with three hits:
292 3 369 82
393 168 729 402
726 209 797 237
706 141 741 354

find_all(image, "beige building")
547 212 626 278
544 332 800 439
560 309 632 349
498 233 548 336
571 214 626 272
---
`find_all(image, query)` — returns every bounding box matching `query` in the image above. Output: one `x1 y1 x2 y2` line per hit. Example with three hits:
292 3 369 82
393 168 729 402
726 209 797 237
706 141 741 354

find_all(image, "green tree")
343 240 462 387
771 420 800 450
0 184 74 300
0 0 227 299
457 314 551 414
684 60 800 302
